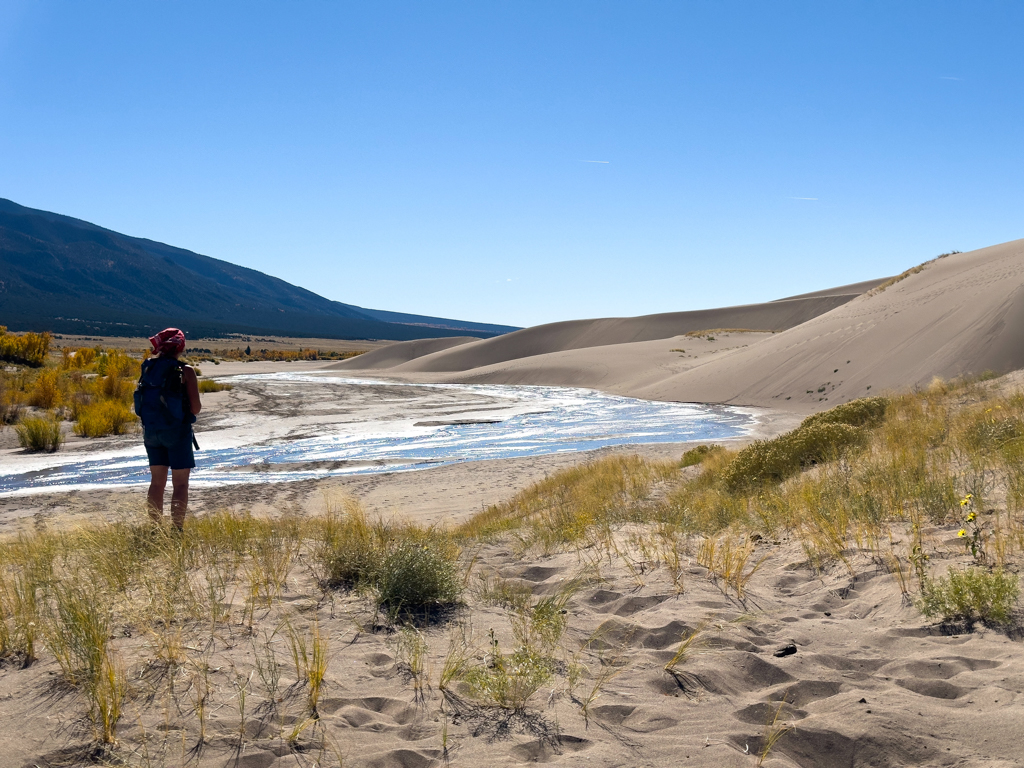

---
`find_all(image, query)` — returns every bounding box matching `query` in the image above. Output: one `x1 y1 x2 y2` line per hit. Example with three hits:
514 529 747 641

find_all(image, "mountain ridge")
0 198 518 340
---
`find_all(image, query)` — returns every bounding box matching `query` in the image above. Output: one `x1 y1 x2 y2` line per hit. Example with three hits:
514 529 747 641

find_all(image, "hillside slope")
0 199 517 340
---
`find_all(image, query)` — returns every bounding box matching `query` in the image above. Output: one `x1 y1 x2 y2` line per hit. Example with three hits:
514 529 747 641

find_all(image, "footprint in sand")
882 657 1000 679
229 754 278 768
591 618 697 651
591 703 681 733
362 748 442 768
766 679 843 706
691 652 796 695
516 565 563 582
895 678 969 700
509 735 591 763
586 588 622 606
733 700 808 724
606 594 672 617
319 696 422 731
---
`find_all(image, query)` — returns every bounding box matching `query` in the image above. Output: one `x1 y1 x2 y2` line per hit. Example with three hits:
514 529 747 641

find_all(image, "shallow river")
0 373 755 495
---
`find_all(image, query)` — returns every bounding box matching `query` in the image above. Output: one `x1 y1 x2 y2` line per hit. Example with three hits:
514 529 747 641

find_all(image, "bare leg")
148 465 169 523
170 468 191 529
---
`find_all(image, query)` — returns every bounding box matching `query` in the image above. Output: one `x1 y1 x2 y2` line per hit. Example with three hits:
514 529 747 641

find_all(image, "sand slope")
377 281 882 374
332 336 478 370
634 239 1024 408
444 332 775 395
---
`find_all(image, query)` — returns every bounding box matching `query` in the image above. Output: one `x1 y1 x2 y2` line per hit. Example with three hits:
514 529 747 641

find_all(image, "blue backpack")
134 357 195 432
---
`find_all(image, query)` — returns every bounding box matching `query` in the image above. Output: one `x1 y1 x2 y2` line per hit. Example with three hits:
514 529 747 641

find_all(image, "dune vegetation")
1 374 1022 764
0 326 52 367
1 334 143 443
1 331 246 445
1 329 366 447
200 347 365 363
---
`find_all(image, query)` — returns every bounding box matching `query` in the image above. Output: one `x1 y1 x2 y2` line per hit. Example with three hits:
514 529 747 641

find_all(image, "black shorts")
144 426 196 470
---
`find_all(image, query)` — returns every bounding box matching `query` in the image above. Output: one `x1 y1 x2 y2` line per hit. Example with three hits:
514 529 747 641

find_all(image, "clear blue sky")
2 2 1021 328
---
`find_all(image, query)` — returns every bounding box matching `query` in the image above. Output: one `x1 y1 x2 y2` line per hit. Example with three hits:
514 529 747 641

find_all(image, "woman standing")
136 328 201 529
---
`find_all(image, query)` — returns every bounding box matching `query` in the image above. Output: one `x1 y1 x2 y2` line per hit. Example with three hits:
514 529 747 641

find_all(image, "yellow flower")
967 512 977 522
957 529 967 538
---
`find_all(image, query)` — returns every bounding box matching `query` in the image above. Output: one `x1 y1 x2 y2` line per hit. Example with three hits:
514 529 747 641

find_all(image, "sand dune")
341 240 1024 411
333 336 477 370
443 331 775 395
363 280 883 374
635 239 1024 408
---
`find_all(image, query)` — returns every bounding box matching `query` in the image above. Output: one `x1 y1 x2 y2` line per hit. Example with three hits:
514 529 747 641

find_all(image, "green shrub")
198 380 233 393
680 444 720 468
316 506 463 614
962 416 1024 454
318 506 381 587
462 636 555 710
801 397 888 430
373 539 462 614
15 415 65 452
724 422 865 491
918 567 1019 625
74 401 138 437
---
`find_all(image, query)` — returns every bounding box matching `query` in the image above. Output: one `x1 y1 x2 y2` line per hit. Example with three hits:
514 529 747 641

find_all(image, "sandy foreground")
3 362 1024 767
7 514 1019 768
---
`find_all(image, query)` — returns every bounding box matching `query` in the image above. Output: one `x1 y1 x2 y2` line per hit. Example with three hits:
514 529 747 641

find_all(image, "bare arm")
182 366 202 415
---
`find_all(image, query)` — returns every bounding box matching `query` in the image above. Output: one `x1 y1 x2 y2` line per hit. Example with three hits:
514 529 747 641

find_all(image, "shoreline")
0 363 803 534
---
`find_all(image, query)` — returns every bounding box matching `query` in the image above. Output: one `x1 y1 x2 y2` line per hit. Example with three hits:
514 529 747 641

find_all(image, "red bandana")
149 328 186 356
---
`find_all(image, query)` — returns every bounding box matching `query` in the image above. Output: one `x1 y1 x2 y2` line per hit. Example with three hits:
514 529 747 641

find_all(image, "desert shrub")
724 422 866 491
372 539 462 613
28 369 64 409
918 567 1019 625
95 350 139 379
15 415 65 452
198 380 233 393
462 635 555 710
61 347 99 370
0 327 51 367
680 444 720 468
97 371 134 402
0 374 24 425
867 253 957 296
959 415 1024 455
316 504 462 613
801 397 888 430
317 505 381 587
74 400 138 437
214 347 366 362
